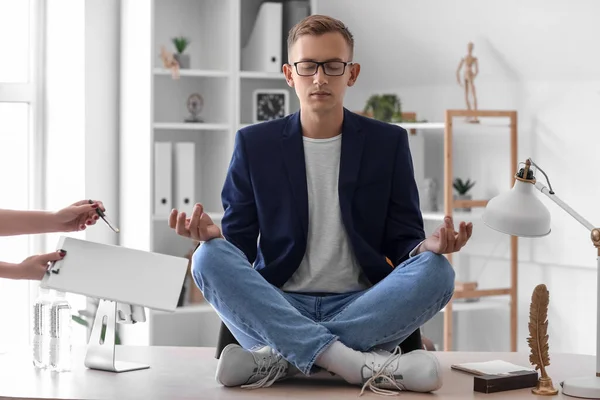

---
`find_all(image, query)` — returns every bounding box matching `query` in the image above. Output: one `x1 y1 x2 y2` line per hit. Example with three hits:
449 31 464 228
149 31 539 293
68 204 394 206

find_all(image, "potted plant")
171 36 190 69
362 94 428 124
363 94 402 122
453 177 476 211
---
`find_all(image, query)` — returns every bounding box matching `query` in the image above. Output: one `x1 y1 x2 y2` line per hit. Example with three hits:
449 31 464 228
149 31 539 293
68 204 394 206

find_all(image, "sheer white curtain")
0 0 44 350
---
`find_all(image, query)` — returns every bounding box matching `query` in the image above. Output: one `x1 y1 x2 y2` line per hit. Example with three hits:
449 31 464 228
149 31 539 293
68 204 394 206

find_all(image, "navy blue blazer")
220 108 425 288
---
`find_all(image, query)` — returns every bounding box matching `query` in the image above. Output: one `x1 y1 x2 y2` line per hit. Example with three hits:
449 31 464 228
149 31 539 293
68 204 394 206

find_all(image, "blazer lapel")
281 111 309 237
338 108 365 225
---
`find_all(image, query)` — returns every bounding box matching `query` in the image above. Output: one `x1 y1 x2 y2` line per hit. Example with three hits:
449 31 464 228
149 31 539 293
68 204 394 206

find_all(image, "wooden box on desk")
473 371 538 393
451 360 538 394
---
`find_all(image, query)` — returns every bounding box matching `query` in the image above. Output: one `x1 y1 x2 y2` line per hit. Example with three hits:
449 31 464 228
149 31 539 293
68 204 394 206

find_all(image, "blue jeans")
191 238 455 376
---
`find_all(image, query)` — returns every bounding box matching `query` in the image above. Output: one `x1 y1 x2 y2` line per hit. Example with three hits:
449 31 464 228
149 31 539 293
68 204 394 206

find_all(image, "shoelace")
360 346 407 396
241 352 288 389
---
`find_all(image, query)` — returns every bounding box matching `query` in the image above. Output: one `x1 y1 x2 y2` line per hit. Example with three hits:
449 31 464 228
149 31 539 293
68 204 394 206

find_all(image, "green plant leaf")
71 307 120 345
363 94 401 122
171 36 189 53
72 315 89 327
453 177 475 195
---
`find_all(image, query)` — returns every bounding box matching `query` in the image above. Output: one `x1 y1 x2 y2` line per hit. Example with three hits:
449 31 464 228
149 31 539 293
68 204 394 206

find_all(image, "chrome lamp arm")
528 158 596 233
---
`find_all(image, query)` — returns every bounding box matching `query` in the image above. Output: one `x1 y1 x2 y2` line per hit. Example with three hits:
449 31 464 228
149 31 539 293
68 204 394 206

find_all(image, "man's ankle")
315 340 365 384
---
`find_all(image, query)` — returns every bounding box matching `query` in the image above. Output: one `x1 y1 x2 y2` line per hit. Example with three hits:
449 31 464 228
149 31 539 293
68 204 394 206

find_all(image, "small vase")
173 53 190 69
455 194 472 212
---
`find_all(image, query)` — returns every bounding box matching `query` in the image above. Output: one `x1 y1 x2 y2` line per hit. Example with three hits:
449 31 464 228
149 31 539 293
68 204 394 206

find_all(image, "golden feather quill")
527 284 558 395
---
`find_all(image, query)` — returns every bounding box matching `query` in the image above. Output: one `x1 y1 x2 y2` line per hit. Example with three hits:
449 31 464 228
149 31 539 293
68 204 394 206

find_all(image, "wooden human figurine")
160 46 180 80
456 42 479 123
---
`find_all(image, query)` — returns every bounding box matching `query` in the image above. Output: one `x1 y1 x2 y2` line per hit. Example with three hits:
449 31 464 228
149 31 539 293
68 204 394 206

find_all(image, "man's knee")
418 251 456 294
191 239 230 290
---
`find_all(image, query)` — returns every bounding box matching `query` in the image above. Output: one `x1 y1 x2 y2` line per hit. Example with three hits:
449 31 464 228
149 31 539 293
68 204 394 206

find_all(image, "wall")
84 0 121 247
315 0 600 354
45 0 120 248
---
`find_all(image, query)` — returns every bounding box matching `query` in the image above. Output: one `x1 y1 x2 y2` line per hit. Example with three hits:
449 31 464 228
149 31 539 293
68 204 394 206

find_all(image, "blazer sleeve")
383 127 426 266
220 131 259 264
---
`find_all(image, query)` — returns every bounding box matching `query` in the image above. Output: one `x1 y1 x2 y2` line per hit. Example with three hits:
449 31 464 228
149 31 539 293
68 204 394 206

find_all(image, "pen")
89 199 120 233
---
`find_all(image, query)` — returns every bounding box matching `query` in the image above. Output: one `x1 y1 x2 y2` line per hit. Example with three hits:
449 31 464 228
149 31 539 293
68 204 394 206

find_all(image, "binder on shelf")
281 1 310 64
174 142 196 215
241 2 283 73
154 142 172 217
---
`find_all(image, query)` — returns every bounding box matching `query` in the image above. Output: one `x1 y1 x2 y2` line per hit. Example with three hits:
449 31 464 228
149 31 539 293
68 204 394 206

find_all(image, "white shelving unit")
440 297 508 313
119 0 315 346
423 297 510 351
153 122 231 131
153 68 230 78
421 208 485 223
394 122 445 130
239 71 285 79
149 304 223 347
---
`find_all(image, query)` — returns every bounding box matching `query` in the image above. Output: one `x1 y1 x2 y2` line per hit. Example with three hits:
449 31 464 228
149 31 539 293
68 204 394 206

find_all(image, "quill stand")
527 284 558 396
533 377 558 396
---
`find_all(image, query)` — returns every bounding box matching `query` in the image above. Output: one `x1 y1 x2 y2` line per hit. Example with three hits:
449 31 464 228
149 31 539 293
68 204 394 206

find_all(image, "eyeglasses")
292 61 353 76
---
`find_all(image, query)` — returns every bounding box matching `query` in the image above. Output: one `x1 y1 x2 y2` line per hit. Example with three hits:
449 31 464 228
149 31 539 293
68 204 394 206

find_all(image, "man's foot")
360 347 442 396
215 344 293 389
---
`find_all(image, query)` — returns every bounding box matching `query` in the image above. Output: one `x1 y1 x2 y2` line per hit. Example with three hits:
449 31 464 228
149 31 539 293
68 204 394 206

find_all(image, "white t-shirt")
282 134 371 293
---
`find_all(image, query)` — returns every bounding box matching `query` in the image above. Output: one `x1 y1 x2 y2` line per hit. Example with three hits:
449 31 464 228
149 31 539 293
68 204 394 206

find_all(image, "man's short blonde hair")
287 14 354 60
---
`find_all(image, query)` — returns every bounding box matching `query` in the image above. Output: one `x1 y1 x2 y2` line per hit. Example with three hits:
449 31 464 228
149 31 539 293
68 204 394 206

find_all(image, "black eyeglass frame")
291 61 354 76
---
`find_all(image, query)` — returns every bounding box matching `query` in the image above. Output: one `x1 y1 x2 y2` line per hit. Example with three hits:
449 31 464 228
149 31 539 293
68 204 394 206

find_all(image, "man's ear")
347 63 361 87
282 64 295 87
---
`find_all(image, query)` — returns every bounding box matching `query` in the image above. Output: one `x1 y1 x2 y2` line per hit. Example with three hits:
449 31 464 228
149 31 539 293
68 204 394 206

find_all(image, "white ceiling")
315 0 600 86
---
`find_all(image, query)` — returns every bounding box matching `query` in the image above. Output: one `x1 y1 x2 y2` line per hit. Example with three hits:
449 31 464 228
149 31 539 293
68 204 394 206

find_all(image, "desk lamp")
482 158 600 398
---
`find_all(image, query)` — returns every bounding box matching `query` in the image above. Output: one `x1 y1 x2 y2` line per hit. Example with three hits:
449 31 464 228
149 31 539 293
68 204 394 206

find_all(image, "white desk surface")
0 346 594 399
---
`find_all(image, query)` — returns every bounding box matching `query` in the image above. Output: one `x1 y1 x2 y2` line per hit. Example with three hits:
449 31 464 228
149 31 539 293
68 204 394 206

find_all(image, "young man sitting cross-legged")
170 14 473 396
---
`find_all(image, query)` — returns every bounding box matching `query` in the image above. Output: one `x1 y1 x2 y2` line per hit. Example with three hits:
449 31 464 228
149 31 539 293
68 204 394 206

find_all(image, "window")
0 0 44 350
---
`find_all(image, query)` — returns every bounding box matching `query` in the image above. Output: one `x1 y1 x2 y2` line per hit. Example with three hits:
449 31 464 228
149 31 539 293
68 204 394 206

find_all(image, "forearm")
0 209 58 236
0 261 18 279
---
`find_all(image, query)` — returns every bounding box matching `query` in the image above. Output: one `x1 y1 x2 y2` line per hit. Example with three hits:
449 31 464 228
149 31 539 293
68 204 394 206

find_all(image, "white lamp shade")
482 179 552 237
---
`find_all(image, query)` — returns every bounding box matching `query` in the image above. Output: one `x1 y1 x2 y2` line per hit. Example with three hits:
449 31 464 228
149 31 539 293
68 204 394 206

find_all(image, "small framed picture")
253 89 289 123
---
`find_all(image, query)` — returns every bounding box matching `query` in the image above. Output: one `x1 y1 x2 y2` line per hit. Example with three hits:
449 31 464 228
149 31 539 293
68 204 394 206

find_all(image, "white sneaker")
215 344 291 389
360 347 442 396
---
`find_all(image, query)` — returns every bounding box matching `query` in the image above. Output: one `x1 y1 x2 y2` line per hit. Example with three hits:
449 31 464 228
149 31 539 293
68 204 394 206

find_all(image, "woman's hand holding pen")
0 199 110 281
169 203 223 242
53 199 105 232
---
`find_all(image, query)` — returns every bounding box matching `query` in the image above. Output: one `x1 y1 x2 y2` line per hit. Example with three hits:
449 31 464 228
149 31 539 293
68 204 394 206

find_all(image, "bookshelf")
441 109 519 352
119 0 315 346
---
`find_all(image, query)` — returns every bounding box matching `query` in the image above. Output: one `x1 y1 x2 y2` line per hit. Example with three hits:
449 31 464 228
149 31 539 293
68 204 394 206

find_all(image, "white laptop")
41 236 189 312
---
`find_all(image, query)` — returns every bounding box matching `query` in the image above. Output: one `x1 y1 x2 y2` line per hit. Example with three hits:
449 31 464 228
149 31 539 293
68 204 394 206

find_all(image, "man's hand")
169 203 223 242
53 200 105 232
13 250 66 280
419 216 473 255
